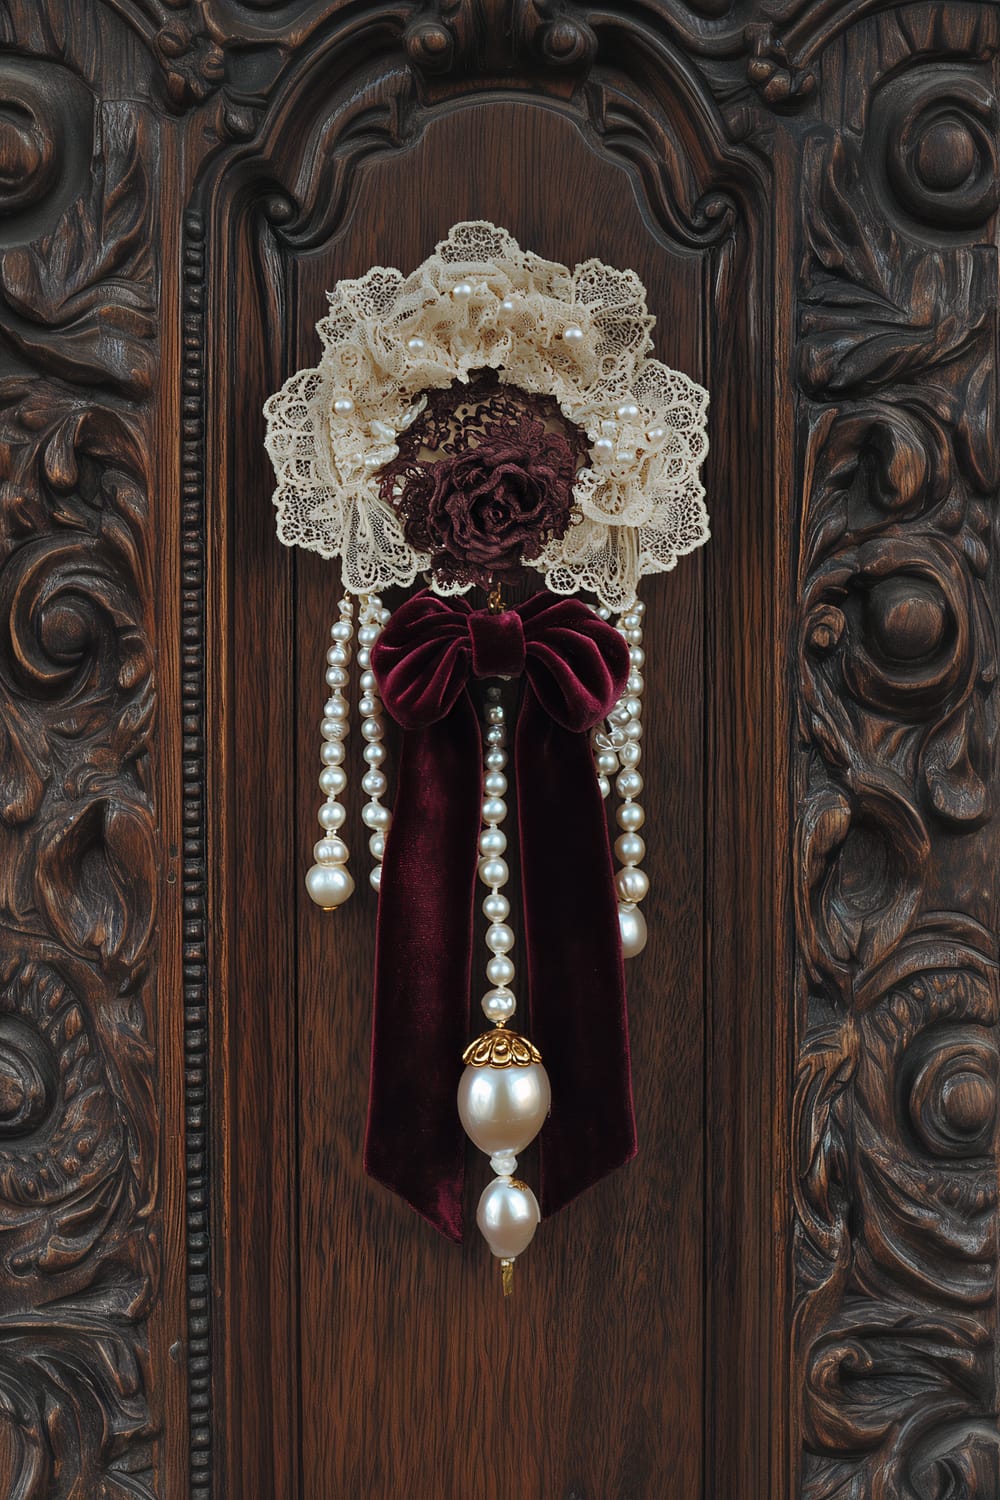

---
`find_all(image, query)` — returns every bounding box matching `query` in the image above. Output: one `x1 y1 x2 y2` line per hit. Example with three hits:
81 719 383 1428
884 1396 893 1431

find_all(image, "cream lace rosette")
263 221 710 609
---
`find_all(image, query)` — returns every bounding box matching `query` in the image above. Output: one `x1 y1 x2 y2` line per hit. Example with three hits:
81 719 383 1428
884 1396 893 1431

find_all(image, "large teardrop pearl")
476 1177 541 1260
618 902 648 958
457 1062 550 1156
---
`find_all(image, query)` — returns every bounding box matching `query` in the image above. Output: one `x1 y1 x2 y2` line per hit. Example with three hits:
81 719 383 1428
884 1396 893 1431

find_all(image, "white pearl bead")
624 696 643 719
330 620 353 642
501 297 516 312
333 396 354 415
485 704 505 725
305 863 354 908
406 336 425 353
486 922 514 954
485 748 507 770
594 438 614 461
452 282 473 298
317 802 346 830
482 797 507 825
321 717 343 741
598 775 611 798
325 696 349 721
632 599 645 615
608 704 631 727
616 866 649 903
627 672 644 695
617 401 640 419
562 324 583 342
490 1149 518 1177
482 892 510 922
479 857 509 887
357 647 371 669
618 903 648 958
457 1061 551 1155
362 769 387 796
369 864 382 892
619 741 642 767
371 419 396 443
476 1177 541 1260
484 771 507 797
622 613 641 631
320 766 347 796
645 424 665 443
479 827 507 858
617 769 643 798
362 801 391 830
358 694 377 716
615 832 646 865
482 987 516 1023
359 670 376 691
313 837 348 865
625 627 643 645
358 624 380 646
325 667 349 689
369 831 386 860
326 655 349 677
320 742 345 768
363 742 386 765
630 645 645 667
486 954 514 987
617 801 645 831
485 725 505 746
361 718 384 742
596 750 618 775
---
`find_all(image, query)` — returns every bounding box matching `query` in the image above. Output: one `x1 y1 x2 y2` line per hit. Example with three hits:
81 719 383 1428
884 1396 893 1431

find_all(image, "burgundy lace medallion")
378 372 588 589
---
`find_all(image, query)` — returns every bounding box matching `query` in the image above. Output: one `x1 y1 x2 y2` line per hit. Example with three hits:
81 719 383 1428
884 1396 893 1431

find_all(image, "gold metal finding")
462 1029 543 1068
487 578 505 614
501 1258 514 1297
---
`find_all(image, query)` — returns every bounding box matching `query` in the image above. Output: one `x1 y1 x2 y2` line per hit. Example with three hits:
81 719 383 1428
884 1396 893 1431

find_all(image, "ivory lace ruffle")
263 221 710 609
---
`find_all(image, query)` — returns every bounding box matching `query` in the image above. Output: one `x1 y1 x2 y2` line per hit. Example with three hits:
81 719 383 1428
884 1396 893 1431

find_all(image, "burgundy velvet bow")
366 589 636 1242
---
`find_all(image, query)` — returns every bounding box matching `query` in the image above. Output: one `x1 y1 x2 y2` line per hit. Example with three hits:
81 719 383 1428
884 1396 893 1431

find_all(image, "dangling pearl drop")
306 594 356 909
457 683 549 1295
357 593 392 891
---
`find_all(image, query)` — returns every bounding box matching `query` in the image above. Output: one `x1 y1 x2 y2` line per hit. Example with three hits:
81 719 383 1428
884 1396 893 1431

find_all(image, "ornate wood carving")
792 9 1000 1495
3 1 998 1496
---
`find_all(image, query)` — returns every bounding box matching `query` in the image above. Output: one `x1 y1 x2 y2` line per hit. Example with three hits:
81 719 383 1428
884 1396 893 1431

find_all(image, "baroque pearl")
616 866 649 903
618 903 648 958
313 837 348 865
320 766 347 796
457 1061 551 1155
305 863 354 909
476 1178 541 1260
362 801 391 830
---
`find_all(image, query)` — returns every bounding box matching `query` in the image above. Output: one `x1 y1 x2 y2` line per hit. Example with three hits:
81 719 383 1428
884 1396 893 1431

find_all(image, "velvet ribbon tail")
363 695 481 1244
517 688 637 1217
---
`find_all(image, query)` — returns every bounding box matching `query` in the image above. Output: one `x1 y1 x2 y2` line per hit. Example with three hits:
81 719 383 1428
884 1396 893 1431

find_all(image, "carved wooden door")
2 2 998 1497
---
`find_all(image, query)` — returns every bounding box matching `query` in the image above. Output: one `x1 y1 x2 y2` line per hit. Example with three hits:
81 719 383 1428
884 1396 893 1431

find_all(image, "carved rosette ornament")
265 222 710 1291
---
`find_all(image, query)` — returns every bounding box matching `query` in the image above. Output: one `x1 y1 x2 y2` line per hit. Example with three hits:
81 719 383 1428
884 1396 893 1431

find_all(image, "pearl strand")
611 599 648 957
305 595 356 909
357 594 392 891
478 686 516 1030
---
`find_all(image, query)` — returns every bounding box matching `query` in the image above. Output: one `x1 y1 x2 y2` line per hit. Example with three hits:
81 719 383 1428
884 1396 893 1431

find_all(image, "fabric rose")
380 376 585 589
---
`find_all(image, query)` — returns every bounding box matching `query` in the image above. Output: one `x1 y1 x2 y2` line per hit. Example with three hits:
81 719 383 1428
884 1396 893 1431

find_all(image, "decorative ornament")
264 222 710 1294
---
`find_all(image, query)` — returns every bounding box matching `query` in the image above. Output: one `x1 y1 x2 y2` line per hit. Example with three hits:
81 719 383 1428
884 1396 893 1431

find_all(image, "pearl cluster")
305 595 356 910
356 594 392 891
593 598 649 958
478 686 516 1025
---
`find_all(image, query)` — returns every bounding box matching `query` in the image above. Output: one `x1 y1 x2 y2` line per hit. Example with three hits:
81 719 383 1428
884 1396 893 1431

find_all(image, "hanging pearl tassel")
611 599 648 957
457 684 549 1295
357 594 392 891
306 595 356 909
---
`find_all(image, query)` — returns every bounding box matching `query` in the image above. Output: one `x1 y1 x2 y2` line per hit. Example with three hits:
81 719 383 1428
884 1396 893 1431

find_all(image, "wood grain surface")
0 2 996 1497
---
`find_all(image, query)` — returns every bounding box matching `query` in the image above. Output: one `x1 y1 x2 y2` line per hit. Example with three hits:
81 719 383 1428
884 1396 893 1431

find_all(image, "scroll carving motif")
0 60 159 1500
792 52 1000 1497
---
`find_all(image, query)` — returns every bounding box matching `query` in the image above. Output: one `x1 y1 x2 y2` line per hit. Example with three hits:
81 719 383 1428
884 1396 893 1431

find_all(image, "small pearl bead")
626 627 643 645
594 438 614 461
371 419 395 442
361 718 384 742
357 648 371 669
562 324 583 342
619 903 648 958
482 797 507 824
313 837 348 865
617 769 643 798
475 1178 541 1260
485 748 507 770
358 624 380 646
318 802 346 830
362 801 391 830
627 672 644 695
608 704 631 727
490 1149 518 1176
452 282 473 298
617 401 639 419
485 725 505 746
333 396 354 416
359 694 378 716
624 696 643 718
369 832 386 860
615 832 646 865
479 827 507 858
486 923 514 954
326 696 350 720
326 648 349 670
609 728 627 748
632 599 645 615
619 741 642 767
597 605 612 619
487 954 515 986
306 863 354 908
486 704 505 725
501 298 516 312
616 866 649 903
617 448 636 464
596 750 619 775
325 667 349 689
598 775 611 798
483 892 510 922
362 769 387 796
482 988 516 1023
330 620 353 642
623 720 643 742
321 741 345 766
630 646 645 667
407 336 425 353
369 864 382 892
484 771 507 797
363 742 386 765
360 670 376 691
645 424 665 443
338 597 354 616
479 857 509 887
320 766 347 796
617 801 645 831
